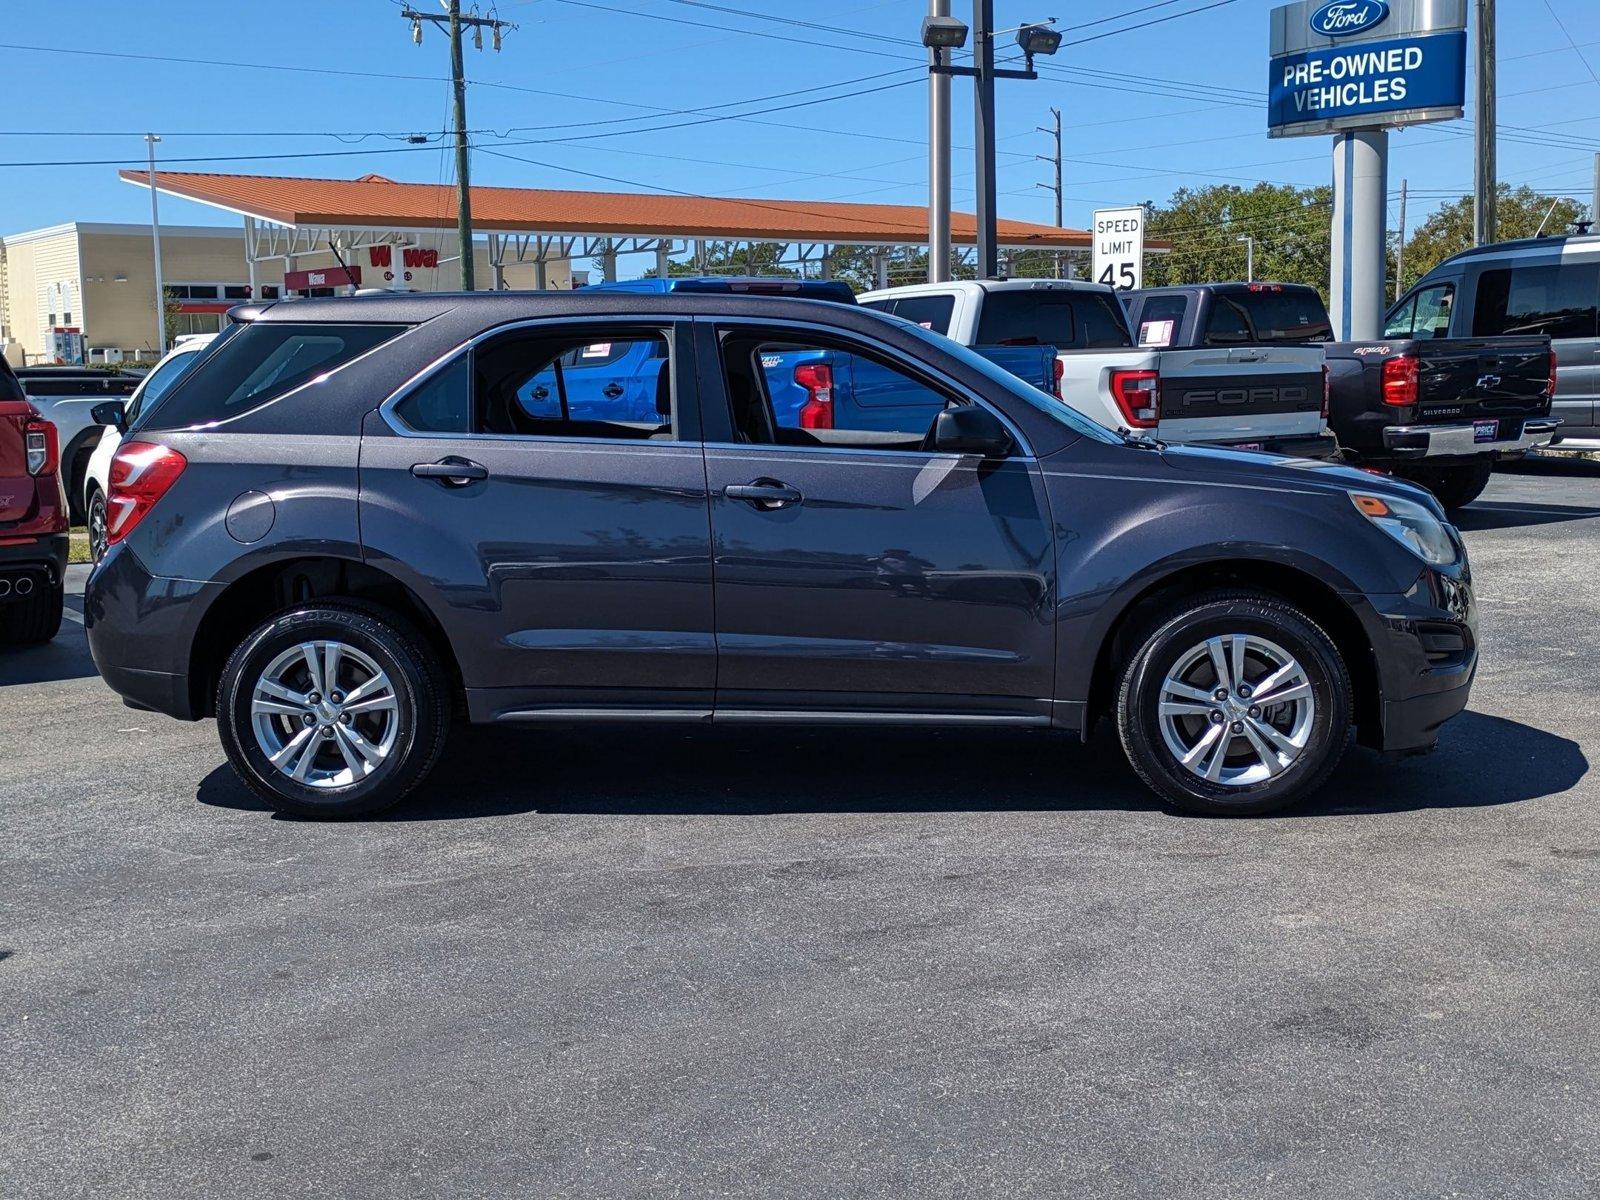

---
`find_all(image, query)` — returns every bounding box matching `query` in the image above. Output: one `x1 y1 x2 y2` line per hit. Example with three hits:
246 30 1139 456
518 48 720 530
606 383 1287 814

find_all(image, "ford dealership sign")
1309 1 1390 38
1269 0 1466 137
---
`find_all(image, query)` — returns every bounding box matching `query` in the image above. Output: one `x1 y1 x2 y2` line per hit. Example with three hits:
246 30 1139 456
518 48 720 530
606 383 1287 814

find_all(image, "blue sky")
3 0 1598 264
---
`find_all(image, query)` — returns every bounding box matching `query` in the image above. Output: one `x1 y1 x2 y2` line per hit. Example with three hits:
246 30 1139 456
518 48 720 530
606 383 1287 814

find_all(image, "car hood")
1156 441 1444 515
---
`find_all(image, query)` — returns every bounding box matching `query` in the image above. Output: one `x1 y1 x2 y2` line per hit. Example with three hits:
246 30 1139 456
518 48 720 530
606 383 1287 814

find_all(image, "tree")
1398 185 1589 292
646 241 798 279
1142 183 1333 295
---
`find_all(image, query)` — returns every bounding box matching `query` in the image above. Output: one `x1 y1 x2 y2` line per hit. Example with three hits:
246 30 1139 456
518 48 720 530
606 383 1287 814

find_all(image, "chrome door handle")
411 457 488 486
724 480 802 509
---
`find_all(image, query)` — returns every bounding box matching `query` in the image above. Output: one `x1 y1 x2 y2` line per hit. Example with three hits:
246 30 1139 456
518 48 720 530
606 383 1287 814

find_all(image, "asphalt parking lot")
4 455 1599 1199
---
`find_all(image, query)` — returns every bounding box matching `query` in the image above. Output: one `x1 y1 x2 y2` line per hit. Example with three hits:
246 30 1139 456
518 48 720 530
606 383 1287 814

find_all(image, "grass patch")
69 527 91 565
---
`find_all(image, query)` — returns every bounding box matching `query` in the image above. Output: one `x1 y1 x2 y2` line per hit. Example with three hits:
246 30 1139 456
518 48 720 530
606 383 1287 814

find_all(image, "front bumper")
1347 553 1477 753
1383 416 1562 459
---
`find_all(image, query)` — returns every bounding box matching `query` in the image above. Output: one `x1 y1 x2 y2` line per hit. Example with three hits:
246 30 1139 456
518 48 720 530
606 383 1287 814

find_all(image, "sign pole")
1329 129 1388 341
927 0 952 283
1473 0 1496 246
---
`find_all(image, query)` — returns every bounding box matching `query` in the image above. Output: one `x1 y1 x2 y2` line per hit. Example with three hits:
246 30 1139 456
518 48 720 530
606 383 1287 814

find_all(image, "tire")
1116 590 1352 817
0 575 64 646
216 603 449 819
86 487 109 563
1424 461 1494 512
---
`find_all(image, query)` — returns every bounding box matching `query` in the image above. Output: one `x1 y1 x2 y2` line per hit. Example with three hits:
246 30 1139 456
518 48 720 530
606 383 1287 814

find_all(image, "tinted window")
393 327 675 441
888 294 955 335
0 361 23 403
128 347 203 422
1135 294 1188 346
1472 263 1599 340
1206 288 1333 344
976 289 1131 350
150 323 402 428
720 330 953 453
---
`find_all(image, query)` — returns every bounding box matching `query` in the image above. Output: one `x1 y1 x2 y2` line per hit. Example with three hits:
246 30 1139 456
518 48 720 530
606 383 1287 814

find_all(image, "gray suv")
86 292 1477 819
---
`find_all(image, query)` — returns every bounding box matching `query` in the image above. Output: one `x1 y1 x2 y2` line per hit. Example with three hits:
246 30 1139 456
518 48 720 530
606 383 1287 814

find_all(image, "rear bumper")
85 543 209 721
1248 431 1341 460
0 533 68 600
1383 417 1562 459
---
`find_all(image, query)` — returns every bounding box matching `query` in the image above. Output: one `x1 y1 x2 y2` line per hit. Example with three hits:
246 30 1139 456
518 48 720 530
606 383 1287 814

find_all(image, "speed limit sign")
1092 206 1145 291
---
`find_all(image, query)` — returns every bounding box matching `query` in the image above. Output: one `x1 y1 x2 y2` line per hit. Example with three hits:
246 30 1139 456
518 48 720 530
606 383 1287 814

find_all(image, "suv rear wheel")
216 604 449 818
1116 591 1351 817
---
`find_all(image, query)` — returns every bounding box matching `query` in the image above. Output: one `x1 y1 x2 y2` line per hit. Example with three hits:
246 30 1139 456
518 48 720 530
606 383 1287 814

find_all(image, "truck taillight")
1548 349 1560 399
1110 369 1160 428
24 409 58 477
1380 354 1419 408
1052 356 1064 397
106 441 187 546
794 362 834 429
1321 363 1330 419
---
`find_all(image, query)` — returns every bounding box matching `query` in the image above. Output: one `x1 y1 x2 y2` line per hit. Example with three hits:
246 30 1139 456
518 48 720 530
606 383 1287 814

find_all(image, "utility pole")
144 133 166 355
1591 153 1599 233
1473 0 1496 246
1237 235 1254 282
1036 107 1062 277
972 0 998 279
927 0 952 282
1395 178 1408 301
402 3 515 291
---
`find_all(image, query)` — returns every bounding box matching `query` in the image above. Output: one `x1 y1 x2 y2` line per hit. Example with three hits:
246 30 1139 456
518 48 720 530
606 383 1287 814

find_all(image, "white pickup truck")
858 279 1336 457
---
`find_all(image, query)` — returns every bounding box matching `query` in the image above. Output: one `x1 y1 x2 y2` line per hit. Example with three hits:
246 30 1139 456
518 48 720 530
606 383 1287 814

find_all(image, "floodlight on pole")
1015 23 1062 65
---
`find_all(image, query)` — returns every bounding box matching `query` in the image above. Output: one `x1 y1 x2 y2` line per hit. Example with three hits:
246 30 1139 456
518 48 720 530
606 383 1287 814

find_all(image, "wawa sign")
286 245 444 293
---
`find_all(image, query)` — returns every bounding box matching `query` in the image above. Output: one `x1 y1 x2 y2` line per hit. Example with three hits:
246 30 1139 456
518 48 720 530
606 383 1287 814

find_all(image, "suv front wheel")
1117 591 1352 817
216 604 449 818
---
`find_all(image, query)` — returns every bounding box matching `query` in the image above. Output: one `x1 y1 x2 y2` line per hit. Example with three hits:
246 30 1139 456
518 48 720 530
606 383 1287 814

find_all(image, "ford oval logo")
1309 0 1390 37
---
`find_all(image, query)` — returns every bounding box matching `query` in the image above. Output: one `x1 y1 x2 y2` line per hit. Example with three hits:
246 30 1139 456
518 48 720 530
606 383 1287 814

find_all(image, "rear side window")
975 290 1132 350
1204 289 1333 345
888 294 956 335
1135 294 1189 347
1471 263 1599 340
149 322 403 428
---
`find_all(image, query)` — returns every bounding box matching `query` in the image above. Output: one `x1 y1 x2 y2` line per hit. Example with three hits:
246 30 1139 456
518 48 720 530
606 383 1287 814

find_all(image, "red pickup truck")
0 358 67 644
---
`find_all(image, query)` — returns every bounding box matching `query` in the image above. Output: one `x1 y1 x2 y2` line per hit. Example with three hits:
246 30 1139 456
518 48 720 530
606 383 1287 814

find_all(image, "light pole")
926 12 1060 279
1237 235 1254 282
144 133 166 356
1474 0 1496 246
921 8 964 283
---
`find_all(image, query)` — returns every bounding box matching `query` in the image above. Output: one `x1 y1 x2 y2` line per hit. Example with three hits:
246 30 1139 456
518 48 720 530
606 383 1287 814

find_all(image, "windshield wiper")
1116 425 1167 450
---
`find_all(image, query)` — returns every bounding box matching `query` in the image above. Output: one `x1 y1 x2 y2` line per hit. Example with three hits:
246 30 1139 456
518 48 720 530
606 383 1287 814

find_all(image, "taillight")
1548 349 1560 399
1380 354 1419 408
106 441 187 546
24 409 58 477
794 362 834 429
1321 363 1330 419
1110 369 1160 428
1052 356 1064 397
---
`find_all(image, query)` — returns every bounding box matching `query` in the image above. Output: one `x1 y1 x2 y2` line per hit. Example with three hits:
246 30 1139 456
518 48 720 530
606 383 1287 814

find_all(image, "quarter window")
1135 295 1188 346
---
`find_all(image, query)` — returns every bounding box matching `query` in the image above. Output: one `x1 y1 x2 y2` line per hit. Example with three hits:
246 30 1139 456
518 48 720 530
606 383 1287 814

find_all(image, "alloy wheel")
249 640 399 789
1156 633 1316 787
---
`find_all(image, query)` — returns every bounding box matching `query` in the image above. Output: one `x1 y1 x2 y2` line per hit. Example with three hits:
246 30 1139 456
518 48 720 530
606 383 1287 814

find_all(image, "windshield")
889 318 1121 445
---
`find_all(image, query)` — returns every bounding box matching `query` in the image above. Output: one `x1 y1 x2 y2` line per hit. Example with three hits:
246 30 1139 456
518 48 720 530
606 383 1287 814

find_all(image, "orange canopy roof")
120 169 1093 249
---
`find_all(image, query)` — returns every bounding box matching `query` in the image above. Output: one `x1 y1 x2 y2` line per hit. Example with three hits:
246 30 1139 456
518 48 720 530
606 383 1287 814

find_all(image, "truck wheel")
0 573 65 646
216 604 450 819
1422 462 1494 512
1116 591 1351 817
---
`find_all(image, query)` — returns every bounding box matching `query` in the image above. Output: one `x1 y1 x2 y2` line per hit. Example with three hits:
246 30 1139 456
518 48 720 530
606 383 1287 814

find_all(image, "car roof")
232 290 892 329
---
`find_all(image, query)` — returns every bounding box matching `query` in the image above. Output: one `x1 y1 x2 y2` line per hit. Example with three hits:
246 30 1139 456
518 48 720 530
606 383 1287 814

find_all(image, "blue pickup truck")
547 276 1058 431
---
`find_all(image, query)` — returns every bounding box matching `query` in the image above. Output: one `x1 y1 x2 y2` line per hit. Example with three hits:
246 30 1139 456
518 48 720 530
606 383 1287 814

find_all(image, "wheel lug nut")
1248 706 1261 719
330 692 344 704
1238 684 1251 698
308 693 321 704
302 713 316 727
1213 688 1228 701
1231 721 1244 733
1209 710 1224 724
339 713 351 725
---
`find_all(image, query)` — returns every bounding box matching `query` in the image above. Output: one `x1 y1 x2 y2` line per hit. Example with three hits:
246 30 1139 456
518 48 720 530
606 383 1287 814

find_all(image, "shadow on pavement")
1453 500 1600 532
0 620 100 685
1497 454 1600 479
195 708 1586 823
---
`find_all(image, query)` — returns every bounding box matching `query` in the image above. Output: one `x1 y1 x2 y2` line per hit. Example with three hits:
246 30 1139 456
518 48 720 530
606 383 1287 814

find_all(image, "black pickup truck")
1121 283 1559 510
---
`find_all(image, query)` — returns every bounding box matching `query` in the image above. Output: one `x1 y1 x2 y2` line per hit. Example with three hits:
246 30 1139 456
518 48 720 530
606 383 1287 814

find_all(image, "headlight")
1349 491 1458 565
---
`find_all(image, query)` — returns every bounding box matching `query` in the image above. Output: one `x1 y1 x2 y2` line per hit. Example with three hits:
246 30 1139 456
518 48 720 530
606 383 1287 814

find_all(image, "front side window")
1472 263 1599 340
718 329 956 453
1412 283 1455 338
1383 294 1417 338
391 326 675 441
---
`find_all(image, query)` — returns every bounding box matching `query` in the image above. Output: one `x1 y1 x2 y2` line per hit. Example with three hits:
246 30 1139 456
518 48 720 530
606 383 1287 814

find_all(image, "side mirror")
931 405 1012 457
91 400 128 434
